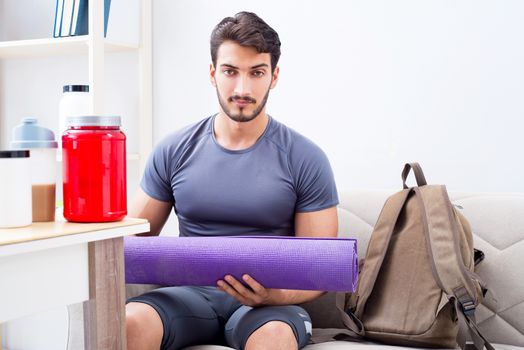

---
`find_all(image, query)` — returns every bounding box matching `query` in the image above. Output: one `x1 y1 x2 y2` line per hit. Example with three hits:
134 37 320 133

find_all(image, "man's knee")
246 321 298 350
256 321 295 338
126 302 163 350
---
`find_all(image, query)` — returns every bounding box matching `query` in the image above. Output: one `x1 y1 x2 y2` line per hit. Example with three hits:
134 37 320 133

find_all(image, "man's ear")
210 63 217 87
270 66 280 89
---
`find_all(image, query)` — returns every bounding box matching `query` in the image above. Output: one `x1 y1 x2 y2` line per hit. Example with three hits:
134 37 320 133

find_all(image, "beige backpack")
334 163 493 349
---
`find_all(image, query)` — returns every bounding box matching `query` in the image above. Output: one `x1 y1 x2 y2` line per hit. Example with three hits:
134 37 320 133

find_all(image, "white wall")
152 0 524 193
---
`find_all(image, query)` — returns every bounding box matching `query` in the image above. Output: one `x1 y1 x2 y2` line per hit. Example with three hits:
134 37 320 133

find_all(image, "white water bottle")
58 85 90 150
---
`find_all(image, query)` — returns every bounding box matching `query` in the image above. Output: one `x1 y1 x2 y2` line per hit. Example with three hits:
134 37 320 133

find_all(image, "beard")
216 87 271 123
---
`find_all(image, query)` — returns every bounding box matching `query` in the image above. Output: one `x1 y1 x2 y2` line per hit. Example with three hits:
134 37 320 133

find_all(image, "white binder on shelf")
70 0 81 36
53 0 64 37
60 0 75 37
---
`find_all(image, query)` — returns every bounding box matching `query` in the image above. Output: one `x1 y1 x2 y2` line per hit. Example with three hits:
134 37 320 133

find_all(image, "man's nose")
233 74 251 96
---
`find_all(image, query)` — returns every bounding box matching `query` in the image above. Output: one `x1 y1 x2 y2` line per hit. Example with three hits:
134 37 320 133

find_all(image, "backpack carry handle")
402 162 428 189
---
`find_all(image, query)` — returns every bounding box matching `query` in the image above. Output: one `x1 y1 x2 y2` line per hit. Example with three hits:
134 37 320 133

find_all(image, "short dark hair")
210 12 281 72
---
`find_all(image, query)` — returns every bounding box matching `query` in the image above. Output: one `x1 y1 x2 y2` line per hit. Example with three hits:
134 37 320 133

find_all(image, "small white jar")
0 150 32 228
58 85 90 150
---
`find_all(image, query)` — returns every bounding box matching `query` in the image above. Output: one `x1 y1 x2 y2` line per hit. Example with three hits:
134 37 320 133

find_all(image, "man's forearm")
266 289 324 306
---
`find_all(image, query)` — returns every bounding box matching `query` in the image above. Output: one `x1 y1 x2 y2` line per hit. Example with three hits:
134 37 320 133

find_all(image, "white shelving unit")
0 0 153 173
0 4 153 346
0 36 137 58
1 3 153 347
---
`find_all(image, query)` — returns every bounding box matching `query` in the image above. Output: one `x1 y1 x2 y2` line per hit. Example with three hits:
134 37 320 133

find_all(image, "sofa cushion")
303 341 523 350
183 341 522 350
452 193 524 346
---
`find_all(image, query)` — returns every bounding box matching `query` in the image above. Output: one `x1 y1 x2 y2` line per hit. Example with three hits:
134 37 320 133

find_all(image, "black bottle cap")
63 85 89 93
0 150 30 158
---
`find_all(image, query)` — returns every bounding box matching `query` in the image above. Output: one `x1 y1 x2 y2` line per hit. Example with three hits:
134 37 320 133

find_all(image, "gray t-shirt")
141 115 338 237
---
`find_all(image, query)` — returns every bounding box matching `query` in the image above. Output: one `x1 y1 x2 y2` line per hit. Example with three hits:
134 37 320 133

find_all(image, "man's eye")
252 71 264 77
223 69 236 76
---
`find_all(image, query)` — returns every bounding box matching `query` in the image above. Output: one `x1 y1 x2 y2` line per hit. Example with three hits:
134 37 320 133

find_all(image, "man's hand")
217 274 273 307
218 274 326 306
217 208 338 306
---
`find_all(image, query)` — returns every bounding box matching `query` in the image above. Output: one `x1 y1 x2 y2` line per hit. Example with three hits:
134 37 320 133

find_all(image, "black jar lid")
63 85 89 93
0 150 30 158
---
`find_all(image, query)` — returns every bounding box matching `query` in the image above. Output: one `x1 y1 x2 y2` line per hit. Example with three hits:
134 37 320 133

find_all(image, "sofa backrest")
304 190 524 346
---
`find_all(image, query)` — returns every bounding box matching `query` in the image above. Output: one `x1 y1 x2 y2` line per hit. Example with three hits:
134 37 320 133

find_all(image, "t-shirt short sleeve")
291 137 339 213
140 139 175 203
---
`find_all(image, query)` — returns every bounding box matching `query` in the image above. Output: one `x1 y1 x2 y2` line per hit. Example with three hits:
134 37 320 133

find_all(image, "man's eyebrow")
219 63 269 70
220 64 238 69
250 63 269 70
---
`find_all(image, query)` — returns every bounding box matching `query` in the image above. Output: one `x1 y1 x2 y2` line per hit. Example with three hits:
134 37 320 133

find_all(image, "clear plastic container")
10 118 58 222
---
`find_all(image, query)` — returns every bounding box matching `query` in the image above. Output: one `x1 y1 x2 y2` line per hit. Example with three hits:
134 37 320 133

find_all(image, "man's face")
210 41 279 123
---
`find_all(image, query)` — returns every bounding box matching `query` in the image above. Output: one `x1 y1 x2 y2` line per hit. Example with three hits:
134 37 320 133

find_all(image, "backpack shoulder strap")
353 188 411 318
310 293 365 342
414 185 478 301
415 185 495 350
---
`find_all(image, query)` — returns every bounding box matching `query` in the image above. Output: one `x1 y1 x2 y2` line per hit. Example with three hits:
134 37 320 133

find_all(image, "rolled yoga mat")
124 236 358 292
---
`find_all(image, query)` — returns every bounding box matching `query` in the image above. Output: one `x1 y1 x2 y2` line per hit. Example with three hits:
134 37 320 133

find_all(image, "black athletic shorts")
127 286 312 350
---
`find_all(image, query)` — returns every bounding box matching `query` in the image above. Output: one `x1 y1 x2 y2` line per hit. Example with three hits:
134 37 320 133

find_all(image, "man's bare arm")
128 188 173 236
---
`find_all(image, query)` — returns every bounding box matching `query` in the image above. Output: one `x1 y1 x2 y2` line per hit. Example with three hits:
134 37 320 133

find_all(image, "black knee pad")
225 305 312 349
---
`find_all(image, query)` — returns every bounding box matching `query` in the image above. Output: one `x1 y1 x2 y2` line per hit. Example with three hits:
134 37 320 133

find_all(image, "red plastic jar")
62 115 127 222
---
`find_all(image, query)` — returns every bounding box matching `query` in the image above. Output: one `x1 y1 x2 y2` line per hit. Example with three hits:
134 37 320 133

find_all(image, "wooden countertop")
0 216 149 258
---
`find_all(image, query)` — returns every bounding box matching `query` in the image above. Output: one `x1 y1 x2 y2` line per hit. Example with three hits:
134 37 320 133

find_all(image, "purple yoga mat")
124 236 358 292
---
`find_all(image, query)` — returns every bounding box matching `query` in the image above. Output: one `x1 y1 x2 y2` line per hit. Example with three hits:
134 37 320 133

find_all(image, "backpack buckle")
454 286 476 317
460 299 476 317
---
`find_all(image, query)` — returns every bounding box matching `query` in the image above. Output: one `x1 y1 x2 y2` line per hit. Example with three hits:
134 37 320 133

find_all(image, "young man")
126 12 339 350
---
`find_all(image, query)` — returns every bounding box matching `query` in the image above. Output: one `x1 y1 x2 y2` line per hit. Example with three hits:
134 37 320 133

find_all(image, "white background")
151 0 524 194
1 0 523 194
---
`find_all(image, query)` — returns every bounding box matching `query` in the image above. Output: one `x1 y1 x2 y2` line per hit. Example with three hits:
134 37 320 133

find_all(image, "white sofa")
126 190 524 350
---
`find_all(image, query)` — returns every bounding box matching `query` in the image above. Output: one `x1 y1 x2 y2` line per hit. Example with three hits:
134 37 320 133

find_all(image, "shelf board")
56 152 140 162
126 153 140 161
0 36 138 59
